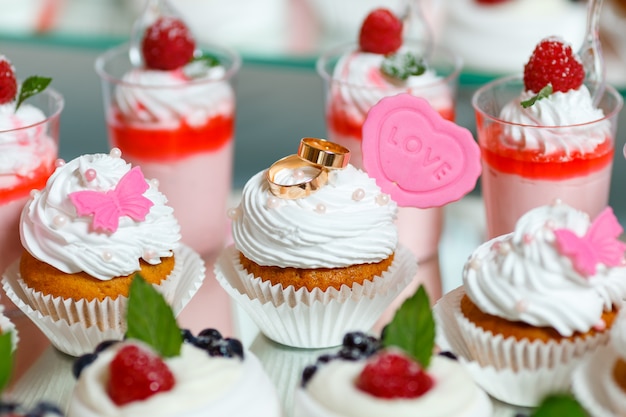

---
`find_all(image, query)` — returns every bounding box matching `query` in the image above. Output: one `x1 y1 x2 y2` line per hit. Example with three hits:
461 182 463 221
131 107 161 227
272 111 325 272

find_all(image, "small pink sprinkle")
315 203 326 214
85 168 97 182
594 319 606 331
515 299 528 313
523 233 533 244
54 159 65 168
352 188 365 201
266 196 280 209
110 148 122 158
491 241 501 251
375 194 389 206
102 251 113 262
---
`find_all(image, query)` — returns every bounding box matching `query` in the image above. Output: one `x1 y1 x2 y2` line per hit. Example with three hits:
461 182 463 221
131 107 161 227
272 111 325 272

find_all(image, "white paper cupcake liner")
0 305 18 350
215 245 417 348
2 244 205 357
572 345 623 417
435 286 611 407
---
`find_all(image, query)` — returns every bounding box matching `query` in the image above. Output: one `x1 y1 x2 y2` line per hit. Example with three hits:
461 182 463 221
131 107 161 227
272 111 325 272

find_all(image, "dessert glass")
317 40 462 303
0 88 63 274
473 75 623 239
95 43 241 259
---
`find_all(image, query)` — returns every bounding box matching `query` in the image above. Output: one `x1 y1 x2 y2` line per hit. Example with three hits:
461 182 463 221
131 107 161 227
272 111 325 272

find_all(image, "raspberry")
107 344 175 405
0 57 17 105
141 16 195 71
359 8 403 55
523 37 585 94
355 351 434 399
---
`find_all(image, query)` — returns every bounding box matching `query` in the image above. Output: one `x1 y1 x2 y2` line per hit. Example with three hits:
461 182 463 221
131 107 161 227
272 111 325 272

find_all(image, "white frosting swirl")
0 103 57 187
68 342 281 417
329 50 453 123
498 86 611 154
20 153 181 280
114 65 234 126
298 355 492 417
463 203 626 337
231 165 398 268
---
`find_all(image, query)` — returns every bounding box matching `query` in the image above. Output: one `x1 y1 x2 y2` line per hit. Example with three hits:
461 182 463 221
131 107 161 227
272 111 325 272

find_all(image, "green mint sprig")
126 274 182 358
381 52 427 81
382 285 435 369
531 393 589 417
15 76 52 111
0 332 14 393
184 53 221 79
521 85 553 108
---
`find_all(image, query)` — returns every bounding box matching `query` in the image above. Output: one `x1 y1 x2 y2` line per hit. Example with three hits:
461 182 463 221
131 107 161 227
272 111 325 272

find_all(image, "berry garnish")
141 16 195 71
107 344 175 406
358 8 403 55
0 57 17 105
356 351 434 399
0 400 63 417
72 353 98 379
338 331 381 360
523 37 585 94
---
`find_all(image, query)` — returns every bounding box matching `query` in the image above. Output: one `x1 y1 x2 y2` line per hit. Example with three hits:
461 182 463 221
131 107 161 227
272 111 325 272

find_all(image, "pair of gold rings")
266 138 350 199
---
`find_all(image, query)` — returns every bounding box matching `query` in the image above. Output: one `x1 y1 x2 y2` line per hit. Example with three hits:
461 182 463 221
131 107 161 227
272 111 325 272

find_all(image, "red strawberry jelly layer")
108 112 234 163
328 105 455 139
0 163 53 204
480 124 613 180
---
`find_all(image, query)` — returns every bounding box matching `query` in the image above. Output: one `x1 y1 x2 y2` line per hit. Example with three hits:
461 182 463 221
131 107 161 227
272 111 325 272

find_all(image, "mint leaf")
382 285 435 369
521 85 553 108
381 52 426 81
191 53 220 68
126 274 182 358
531 393 588 417
0 332 13 392
15 76 52 111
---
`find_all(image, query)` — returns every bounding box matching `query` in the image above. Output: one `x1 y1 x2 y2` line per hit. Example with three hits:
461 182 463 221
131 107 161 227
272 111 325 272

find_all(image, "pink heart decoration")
362 93 481 208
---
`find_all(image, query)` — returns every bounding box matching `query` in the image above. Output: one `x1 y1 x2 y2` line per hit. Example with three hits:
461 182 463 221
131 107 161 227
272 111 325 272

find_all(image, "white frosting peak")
232 165 398 268
498 85 611 154
463 203 626 336
20 152 181 280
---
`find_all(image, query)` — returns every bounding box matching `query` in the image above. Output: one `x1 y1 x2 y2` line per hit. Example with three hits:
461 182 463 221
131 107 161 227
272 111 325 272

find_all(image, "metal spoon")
128 0 180 67
577 0 605 106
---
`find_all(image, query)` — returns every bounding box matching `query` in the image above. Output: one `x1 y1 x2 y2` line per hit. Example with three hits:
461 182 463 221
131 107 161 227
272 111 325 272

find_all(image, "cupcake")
573 309 626 416
294 286 493 417
2 149 205 356
215 138 416 348
68 276 281 417
436 201 626 406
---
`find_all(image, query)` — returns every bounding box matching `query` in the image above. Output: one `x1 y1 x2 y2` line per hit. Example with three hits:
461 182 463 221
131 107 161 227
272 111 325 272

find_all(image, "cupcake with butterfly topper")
435 200 626 407
2 149 205 357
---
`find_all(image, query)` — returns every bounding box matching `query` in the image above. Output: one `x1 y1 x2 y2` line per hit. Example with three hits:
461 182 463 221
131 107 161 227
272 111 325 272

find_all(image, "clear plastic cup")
95 43 241 259
0 88 63 274
473 75 623 239
317 40 462 302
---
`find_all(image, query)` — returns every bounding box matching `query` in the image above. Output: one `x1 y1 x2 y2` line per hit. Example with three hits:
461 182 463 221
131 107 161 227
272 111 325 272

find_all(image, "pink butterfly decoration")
69 166 154 233
553 207 626 277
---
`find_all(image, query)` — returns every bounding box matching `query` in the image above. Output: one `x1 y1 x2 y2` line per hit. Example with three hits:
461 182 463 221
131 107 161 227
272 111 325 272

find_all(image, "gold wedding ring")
266 154 329 199
298 137 350 169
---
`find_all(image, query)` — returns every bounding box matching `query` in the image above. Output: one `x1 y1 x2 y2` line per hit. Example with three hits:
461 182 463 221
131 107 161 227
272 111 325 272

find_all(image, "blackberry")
195 328 222 350
438 351 458 361
94 339 120 353
207 338 244 359
181 328 196 344
338 331 380 360
301 365 317 387
72 353 99 379
28 401 64 416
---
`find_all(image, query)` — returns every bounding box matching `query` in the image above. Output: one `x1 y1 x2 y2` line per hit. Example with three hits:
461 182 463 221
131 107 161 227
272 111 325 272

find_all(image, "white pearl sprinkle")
375 194 389 206
552 198 562 206
150 178 160 188
498 242 511 255
110 148 122 158
515 299 528 313
293 169 305 181
544 220 556 230
315 203 326 214
29 189 39 198
102 251 113 262
143 249 156 260
352 188 365 201
227 207 240 220
52 214 68 229
469 258 482 270
594 319 606 331
266 196 280 209
54 158 65 168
